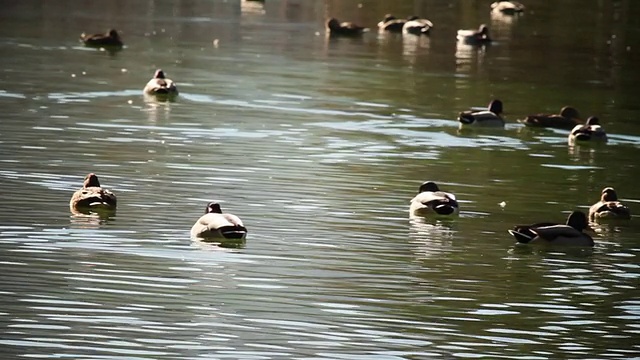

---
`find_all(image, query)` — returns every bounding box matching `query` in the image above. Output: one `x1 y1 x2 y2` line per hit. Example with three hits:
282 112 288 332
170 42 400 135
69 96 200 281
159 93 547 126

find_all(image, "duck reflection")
408 217 456 259
69 210 116 229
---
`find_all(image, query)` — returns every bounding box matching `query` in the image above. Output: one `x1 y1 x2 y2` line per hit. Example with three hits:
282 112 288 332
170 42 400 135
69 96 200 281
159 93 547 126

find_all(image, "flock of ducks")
80 30 179 98
457 100 609 145
70 174 248 242
72 1 630 247
409 182 631 247
326 0 525 44
69 173 630 248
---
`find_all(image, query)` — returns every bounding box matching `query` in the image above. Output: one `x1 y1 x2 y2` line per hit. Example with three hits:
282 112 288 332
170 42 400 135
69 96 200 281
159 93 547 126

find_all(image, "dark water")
1 0 639 358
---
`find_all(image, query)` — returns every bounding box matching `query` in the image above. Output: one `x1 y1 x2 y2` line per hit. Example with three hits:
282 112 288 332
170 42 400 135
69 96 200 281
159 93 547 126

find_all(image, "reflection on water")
1 0 639 358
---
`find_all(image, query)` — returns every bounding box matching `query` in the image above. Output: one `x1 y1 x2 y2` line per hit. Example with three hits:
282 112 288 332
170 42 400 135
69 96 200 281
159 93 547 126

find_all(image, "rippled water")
1 0 639 358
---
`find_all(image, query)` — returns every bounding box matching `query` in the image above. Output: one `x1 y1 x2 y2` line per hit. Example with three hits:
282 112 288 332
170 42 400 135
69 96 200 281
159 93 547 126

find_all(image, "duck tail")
433 204 456 215
508 229 534 243
458 113 475 124
219 225 248 240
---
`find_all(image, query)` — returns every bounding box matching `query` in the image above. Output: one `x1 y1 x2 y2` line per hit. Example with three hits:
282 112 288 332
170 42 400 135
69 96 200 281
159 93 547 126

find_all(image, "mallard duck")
70 173 117 212
508 211 594 247
403 16 433 35
589 187 631 221
457 24 492 45
410 181 459 218
458 99 505 127
518 106 581 129
326 18 367 37
80 29 123 47
568 116 607 143
191 202 248 240
378 14 406 32
491 1 525 15
143 69 178 96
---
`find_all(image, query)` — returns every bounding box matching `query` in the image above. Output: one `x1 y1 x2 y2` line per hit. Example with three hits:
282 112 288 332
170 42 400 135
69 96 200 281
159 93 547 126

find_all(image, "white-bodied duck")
458 99 505 127
191 202 248 240
143 69 178 96
410 181 459 218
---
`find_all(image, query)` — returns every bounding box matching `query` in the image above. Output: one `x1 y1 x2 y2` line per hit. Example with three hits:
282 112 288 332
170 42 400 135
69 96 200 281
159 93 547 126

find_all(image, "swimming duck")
568 116 607 143
326 18 367 37
490 1 525 15
403 16 433 35
378 14 406 32
410 181 459 218
143 69 178 96
458 99 505 127
589 187 631 221
80 29 123 47
508 211 594 247
518 106 581 130
457 24 492 45
70 173 117 212
191 202 248 240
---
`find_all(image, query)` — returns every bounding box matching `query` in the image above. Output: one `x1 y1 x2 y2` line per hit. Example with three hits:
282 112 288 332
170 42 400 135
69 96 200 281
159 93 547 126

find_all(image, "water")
1 0 639 358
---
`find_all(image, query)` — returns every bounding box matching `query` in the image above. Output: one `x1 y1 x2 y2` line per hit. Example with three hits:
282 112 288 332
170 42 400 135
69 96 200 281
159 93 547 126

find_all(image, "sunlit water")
1 0 639 358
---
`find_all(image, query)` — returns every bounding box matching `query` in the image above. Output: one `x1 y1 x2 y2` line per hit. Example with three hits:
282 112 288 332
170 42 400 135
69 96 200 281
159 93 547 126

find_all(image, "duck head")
154 69 166 79
83 173 101 188
108 29 120 39
206 202 223 214
586 116 600 125
601 187 618 201
382 14 397 22
559 106 579 118
566 211 590 231
326 18 341 30
418 181 440 193
488 99 503 115
478 24 490 35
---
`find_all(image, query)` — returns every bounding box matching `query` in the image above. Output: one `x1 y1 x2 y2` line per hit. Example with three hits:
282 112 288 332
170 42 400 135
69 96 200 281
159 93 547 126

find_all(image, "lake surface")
1 0 639 358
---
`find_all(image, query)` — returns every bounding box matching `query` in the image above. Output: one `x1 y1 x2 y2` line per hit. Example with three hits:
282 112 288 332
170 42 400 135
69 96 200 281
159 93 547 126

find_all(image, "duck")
490 1 525 15
69 173 117 212
508 211 594 247
143 69 178 96
80 29 123 47
589 187 631 221
378 14 406 33
191 202 248 240
457 24 492 45
410 181 459 218
458 99 505 127
568 116 607 143
403 16 433 35
326 18 367 37
518 106 581 130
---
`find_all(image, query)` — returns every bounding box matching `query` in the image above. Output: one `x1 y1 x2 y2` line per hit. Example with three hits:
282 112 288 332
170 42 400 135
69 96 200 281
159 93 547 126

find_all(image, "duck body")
568 116 607 143
143 69 178 96
70 173 117 212
410 181 459 218
80 29 123 47
326 18 367 37
191 202 247 240
403 16 433 35
378 14 406 32
491 1 525 15
589 187 631 221
458 99 505 127
519 106 581 129
508 211 594 247
457 24 492 45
